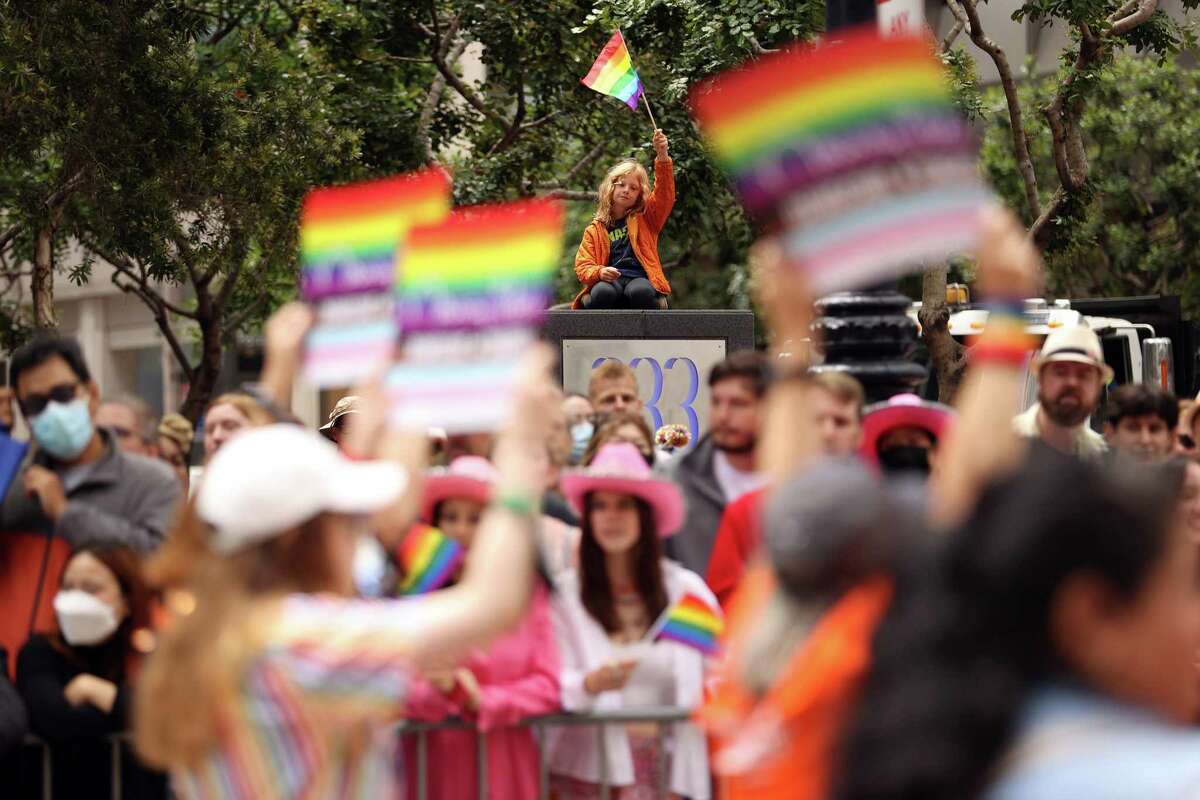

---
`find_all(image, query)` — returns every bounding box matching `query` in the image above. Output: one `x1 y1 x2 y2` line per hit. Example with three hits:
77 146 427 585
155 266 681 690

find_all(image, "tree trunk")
32 224 57 328
178 293 223 424
919 264 967 403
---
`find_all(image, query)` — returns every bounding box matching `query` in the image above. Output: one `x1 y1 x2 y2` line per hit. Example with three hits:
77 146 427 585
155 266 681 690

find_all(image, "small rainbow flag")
689 26 989 295
388 198 563 432
581 31 644 111
300 168 451 388
397 524 464 595
652 592 724 656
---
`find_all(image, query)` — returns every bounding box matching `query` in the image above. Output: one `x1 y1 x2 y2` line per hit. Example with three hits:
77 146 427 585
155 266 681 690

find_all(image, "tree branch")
958 0 1042 218
1111 0 1159 35
488 83 527 155
1029 187 1067 247
423 29 510 130
93 245 199 320
416 37 468 162
940 19 965 52
111 270 195 377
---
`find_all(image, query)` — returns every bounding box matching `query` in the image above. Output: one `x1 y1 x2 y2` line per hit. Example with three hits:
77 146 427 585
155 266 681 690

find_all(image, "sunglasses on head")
21 382 80 418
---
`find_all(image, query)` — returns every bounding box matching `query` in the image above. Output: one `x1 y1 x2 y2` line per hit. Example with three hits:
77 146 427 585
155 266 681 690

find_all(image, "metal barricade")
22 733 127 800
22 707 695 799
397 706 693 800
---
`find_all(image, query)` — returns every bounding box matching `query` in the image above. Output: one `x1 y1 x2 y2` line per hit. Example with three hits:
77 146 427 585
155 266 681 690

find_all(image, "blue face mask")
569 421 594 464
30 399 94 461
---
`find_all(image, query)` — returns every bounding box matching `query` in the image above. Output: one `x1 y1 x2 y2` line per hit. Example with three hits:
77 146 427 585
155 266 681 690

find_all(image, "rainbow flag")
689 26 989 295
388 198 563 432
398 524 464 595
300 168 451 387
581 31 644 110
652 592 724 656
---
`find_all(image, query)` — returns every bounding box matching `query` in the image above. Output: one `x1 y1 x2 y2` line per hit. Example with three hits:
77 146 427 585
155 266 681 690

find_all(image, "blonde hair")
158 412 195 454
594 160 650 226
135 506 341 768
206 393 274 428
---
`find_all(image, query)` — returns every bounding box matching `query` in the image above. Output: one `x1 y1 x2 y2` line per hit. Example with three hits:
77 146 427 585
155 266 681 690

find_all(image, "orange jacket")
572 157 675 309
701 566 892 800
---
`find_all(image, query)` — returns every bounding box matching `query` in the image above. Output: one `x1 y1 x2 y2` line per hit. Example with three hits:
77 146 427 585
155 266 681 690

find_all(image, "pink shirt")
401 585 561 800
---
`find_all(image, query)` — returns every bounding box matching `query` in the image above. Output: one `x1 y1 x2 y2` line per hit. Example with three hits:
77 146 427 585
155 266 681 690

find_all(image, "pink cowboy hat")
859 393 955 468
420 456 498 524
561 442 686 537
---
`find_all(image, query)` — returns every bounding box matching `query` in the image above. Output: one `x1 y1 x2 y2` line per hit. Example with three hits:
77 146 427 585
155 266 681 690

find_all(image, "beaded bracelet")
970 299 1035 368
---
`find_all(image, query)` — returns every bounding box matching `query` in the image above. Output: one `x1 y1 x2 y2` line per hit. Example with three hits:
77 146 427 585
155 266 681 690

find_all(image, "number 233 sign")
561 339 729 445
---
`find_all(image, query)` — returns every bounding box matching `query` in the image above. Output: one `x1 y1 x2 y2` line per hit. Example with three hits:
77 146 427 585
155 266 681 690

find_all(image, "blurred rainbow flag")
398 524 464 595
388 198 563 432
581 31 644 110
651 592 723 656
299 168 451 387
689 26 989 295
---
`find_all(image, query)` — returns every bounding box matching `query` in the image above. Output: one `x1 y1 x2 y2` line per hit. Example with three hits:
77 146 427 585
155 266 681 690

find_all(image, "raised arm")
928 208 1041 529
641 131 676 234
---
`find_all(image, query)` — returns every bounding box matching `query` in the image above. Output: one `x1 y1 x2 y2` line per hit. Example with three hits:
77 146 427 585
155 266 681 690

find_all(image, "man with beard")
1013 324 1112 458
665 350 769 574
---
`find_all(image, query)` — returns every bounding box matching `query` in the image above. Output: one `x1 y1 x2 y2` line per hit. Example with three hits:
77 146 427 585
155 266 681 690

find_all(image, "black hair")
834 446 1185 800
10 331 91 392
708 349 769 398
1104 383 1179 429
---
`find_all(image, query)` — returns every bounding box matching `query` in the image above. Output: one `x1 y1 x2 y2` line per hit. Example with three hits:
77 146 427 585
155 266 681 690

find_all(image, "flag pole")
618 29 659 132
640 92 659 131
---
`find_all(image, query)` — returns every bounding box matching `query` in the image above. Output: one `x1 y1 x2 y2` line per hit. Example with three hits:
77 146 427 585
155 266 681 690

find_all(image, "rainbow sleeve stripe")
689 26 989 296
654 592 723 656
398 525 464 595
581 31 644 110
300 168 451 299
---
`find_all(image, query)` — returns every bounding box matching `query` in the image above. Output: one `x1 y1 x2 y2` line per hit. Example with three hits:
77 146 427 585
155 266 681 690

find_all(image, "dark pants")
584 276 659 309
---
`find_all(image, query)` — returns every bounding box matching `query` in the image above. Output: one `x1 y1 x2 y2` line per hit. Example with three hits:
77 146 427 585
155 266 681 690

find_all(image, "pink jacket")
401 586 561 800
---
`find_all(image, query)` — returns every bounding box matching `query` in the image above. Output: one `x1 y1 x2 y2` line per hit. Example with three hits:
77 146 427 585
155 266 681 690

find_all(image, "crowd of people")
1 206 1200 800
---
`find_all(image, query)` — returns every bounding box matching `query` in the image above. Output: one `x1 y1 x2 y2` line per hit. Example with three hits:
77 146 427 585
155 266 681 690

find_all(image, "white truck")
912 296 1185 410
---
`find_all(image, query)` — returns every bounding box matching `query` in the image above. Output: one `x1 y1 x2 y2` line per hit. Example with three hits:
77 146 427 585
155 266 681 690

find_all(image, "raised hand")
652 129 669 160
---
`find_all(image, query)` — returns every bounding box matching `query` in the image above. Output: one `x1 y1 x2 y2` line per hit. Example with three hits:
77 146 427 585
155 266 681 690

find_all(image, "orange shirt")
701 565 892 800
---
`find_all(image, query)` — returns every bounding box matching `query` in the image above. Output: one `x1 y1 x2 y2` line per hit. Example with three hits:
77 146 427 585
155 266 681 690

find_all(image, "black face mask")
878 445 931 476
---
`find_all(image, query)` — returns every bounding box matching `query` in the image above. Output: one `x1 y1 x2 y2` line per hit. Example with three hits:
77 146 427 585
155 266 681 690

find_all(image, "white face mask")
54 589 120 646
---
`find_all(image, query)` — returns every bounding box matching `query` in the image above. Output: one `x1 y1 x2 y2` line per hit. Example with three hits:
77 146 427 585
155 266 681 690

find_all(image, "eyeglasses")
21 382 80 417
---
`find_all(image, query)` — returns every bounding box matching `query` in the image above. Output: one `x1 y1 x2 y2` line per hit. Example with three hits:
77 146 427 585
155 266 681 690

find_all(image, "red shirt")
705 488 765 611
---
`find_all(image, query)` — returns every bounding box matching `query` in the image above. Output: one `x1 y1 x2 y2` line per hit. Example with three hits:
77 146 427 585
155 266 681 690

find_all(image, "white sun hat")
1032 324 1115 385
197 424 407 554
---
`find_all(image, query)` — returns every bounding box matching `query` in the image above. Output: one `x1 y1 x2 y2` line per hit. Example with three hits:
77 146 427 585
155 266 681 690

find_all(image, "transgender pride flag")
581 31 645 110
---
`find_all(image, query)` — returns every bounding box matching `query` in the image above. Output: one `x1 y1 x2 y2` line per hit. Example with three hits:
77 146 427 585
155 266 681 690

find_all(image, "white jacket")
546 560 717 799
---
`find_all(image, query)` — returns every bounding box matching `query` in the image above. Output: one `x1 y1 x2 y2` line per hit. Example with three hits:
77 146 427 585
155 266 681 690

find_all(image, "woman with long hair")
835 449 1200 800
133 354 553 799
397 455 561 800
17 543 165 798
547 441 717 799
581 411 655 467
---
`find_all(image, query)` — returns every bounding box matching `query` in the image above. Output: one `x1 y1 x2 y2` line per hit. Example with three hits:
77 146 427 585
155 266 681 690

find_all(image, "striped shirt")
173 595 420 799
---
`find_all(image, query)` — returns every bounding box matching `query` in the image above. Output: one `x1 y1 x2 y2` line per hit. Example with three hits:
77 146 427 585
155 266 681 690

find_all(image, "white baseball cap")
197 424 408 554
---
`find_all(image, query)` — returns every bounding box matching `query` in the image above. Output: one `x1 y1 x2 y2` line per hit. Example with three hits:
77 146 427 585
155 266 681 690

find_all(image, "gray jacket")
661 433 726 575
0 428 181 552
